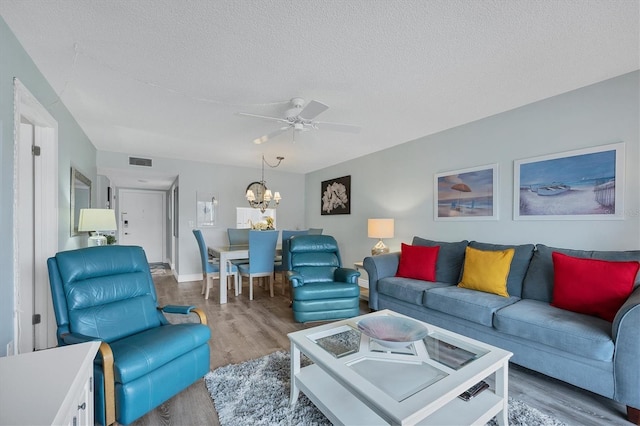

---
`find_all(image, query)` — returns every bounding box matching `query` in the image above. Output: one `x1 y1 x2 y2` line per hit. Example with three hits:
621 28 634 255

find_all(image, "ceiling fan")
237 97 361 144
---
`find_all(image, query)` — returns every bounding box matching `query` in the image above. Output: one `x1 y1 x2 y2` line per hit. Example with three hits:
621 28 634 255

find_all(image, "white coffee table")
288 309 512 425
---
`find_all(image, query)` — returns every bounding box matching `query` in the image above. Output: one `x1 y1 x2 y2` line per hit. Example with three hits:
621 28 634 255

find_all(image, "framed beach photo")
434 164 498 221
514 142 624 220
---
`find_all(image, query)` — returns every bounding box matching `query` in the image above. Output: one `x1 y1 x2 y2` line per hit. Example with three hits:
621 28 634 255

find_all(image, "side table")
353 261 369 301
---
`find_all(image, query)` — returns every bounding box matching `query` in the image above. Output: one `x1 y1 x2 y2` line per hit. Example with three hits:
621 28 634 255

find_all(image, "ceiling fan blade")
298 100 329 120
237 112 289 124
253 126 291 144
314 121 362 134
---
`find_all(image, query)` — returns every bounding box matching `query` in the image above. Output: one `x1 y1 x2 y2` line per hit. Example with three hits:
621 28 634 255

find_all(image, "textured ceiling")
1 0 638 187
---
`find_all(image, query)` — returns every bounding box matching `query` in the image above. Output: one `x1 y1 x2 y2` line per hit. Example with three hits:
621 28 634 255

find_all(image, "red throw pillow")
551 251 639 322
396 243 440 281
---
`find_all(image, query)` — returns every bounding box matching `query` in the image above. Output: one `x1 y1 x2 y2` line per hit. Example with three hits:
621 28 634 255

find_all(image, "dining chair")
193 229 239 299
47 245 210 425
238 230 279 300
274 229 309 293
308 228 323 235
227 227 250 244
227 228 250 266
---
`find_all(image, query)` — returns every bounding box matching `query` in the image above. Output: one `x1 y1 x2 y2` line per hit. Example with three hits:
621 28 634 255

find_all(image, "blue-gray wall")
307 72 640 269
0 17 96 355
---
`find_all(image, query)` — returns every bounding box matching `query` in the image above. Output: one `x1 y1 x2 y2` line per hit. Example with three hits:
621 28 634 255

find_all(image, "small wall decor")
434 164 498 221
514 142 624 220
196 192 218 227
321 175 351 215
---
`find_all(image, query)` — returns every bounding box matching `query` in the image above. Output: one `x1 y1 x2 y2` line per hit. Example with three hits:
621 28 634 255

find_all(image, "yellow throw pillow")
458 246 515 297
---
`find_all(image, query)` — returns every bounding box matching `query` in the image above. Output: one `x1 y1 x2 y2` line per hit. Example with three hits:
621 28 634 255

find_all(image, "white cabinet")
0 341 100 426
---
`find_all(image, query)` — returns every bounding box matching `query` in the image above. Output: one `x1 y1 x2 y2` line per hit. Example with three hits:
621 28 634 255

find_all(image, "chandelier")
245 155 284 213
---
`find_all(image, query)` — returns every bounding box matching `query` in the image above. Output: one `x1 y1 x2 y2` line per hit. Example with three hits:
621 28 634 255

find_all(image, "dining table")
208 244 282 304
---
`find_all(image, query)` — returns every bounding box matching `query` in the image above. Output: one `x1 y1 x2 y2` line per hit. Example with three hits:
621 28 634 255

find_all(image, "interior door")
118 189 166 263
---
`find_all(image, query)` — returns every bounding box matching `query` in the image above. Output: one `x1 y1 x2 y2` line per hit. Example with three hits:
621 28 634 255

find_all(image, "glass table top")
306 316 489 402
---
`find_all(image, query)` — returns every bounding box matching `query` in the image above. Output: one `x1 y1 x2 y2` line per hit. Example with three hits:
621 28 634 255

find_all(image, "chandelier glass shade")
246 155 283 213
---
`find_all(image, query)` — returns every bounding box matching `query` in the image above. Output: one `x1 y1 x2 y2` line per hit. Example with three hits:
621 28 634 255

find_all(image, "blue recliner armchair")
287 235 361 322
47 245 211 425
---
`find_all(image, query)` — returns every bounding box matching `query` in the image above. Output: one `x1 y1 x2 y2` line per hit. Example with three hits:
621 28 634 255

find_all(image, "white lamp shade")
77 209 117 232
245 189 256 201
368 218 394 239
273 191 281 202
264 189 273 201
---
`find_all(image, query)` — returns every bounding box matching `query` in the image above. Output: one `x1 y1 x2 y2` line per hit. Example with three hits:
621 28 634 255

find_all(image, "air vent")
129 157 152 167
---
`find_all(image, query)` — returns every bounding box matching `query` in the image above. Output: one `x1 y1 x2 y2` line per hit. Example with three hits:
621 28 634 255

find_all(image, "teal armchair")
47 245 210 425
287 235 360 322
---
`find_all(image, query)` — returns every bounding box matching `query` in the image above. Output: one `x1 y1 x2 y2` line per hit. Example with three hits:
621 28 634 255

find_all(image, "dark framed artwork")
321 175 351 215
514 142 624 220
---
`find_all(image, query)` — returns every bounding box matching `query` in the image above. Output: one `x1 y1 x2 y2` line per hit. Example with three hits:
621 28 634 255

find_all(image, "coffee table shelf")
289 310 512 426
297 364 504 425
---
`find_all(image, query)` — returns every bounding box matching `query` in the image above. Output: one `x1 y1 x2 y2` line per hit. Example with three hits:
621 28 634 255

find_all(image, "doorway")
13 79 58 353
118 189 166 263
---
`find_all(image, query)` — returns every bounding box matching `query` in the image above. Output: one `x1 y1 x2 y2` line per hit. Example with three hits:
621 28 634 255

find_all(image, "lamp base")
88 234 107 247
371 239 389 256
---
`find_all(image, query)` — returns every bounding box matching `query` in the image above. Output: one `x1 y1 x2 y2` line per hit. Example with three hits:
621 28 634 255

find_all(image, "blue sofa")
363 237 640 423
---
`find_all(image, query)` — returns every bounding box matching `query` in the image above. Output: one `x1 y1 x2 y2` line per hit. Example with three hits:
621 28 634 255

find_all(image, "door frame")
13 78 59 352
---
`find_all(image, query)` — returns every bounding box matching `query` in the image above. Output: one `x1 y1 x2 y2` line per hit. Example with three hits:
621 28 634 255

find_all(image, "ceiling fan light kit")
239 97 361 144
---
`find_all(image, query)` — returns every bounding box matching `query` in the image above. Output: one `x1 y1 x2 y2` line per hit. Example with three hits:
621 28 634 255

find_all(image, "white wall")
306 72 640 268
97 151 307 280
0 17 97 355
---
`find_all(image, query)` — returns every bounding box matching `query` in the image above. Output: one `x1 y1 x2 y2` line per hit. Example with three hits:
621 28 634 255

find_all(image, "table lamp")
78 208 117 246
368 218 394 255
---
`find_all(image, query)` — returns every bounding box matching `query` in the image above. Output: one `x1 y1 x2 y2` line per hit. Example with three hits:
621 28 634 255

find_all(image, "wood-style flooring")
130 273 632 426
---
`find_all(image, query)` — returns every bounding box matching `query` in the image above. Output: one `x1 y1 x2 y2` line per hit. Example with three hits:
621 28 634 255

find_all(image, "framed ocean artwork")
434 164 498 221
514 142 624 220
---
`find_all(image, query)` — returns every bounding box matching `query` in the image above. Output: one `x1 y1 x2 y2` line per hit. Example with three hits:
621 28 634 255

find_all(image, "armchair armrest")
287 271 305 288
363 252 400 310
335 267 360 284
60 332 101 345
612 286 640 408
159 305 207 325
99 342 116 426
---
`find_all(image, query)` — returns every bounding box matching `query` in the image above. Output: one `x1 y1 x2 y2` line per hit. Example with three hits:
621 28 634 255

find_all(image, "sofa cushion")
396 243 439 281
411 237 468 284
424 286 519 327
494 299 614 362
522 244 640 303
469 242 535 298
551 252 639 322
458 246 515 297
378 276 449 305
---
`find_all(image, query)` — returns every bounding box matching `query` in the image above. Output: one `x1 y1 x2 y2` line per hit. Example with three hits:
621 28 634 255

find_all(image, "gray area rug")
205 351 566 426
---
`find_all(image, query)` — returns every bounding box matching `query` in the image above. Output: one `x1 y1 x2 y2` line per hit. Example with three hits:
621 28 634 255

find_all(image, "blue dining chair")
193 229 239 299
227 227 250 244
227 228 250 266
238 230 279 300
274 229 309 293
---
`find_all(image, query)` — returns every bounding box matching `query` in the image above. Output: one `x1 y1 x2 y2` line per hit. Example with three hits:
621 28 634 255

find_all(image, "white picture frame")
513 142 624 220
434 164 498 221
